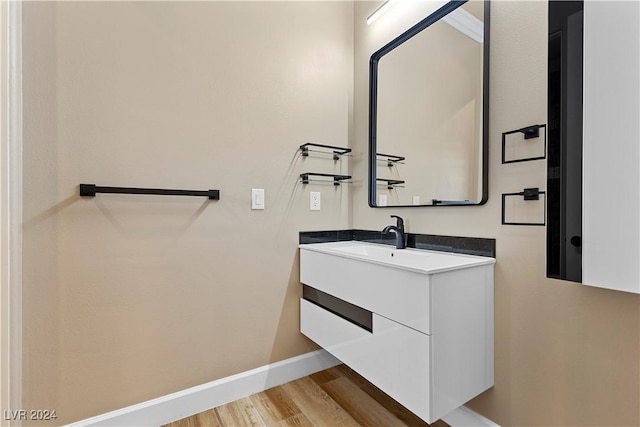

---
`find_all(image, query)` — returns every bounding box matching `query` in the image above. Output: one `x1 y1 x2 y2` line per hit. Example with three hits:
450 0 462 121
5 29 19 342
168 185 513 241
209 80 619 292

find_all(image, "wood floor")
165 364 449 427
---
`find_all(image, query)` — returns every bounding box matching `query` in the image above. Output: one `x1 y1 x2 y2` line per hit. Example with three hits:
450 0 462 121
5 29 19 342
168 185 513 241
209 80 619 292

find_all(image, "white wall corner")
1 0 23 425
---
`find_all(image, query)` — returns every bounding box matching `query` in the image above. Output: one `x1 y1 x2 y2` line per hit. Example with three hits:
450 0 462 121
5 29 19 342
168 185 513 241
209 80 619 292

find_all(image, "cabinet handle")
570 236 582 247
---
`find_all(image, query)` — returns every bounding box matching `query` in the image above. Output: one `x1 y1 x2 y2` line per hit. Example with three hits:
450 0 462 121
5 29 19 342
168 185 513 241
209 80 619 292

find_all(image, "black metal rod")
432 199 474 205
502 188 545 200
300 173 351 180
502 124 546 137
80 184 220 200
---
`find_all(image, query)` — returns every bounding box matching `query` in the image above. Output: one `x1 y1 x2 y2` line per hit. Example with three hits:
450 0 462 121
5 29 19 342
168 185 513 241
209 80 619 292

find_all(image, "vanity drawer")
300 248 431 334
300 298 433 423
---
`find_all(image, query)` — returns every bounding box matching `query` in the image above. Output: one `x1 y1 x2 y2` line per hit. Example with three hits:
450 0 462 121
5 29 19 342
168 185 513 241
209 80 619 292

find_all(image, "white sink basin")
299 241 494 274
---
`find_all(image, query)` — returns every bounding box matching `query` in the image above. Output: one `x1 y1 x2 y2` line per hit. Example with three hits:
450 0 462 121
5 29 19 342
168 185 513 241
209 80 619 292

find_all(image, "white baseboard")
66 348 499 427
65 349 340 427
442 405 500 427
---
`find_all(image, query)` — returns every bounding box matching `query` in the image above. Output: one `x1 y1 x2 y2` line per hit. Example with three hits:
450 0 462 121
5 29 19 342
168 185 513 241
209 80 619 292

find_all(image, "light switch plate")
310 192 321 211
252 189 265 210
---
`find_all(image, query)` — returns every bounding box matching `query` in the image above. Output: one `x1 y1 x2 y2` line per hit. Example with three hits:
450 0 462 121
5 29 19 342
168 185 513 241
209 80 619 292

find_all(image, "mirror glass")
369 1 489 207
547 1 583 282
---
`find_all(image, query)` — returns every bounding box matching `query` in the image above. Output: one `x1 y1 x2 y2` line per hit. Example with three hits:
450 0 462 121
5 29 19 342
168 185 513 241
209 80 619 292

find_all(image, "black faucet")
382 215 406 249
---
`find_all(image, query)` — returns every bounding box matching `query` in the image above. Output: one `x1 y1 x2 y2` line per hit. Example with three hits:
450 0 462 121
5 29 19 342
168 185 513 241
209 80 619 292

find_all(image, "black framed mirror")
368 0 490 207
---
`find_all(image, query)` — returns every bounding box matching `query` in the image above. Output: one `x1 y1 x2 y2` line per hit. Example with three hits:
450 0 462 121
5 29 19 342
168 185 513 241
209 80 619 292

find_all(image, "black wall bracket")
520 125 542 139
522 187 541 200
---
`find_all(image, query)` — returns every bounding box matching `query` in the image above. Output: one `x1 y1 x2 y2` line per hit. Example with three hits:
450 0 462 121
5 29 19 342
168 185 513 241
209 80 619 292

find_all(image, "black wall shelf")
376 153 405 167
300 173 352 186
80 184 220 200
376 178 405 189
300 143 351 160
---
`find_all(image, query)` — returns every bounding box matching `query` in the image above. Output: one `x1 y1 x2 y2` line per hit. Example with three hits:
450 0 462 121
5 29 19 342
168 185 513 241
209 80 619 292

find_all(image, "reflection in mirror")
547 1 583 282
369 1 489 207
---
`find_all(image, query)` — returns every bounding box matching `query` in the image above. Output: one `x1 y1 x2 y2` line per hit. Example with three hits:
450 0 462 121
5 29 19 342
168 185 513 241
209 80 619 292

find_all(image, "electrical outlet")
310 191 321 211
413 196 421 205
378 194 387 207
251 189 265 210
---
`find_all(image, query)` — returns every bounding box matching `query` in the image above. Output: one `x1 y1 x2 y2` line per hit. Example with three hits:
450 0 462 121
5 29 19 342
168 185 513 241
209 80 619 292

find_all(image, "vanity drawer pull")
302 285 372 332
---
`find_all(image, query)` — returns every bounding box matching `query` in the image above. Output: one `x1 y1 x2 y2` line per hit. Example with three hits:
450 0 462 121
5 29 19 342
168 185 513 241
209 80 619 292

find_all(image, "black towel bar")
79 184 220 200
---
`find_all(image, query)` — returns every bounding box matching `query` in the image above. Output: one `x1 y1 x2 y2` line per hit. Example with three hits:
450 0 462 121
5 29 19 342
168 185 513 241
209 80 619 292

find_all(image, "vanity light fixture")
367 0 398 25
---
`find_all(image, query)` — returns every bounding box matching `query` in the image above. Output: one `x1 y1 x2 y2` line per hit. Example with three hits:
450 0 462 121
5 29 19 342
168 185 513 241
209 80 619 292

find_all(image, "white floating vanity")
299 241 495 423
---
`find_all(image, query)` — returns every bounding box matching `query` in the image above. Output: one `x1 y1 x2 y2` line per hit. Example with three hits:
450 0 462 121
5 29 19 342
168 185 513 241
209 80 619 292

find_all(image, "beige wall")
20 1 640 426
354 1 640 426
22 1 353 423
